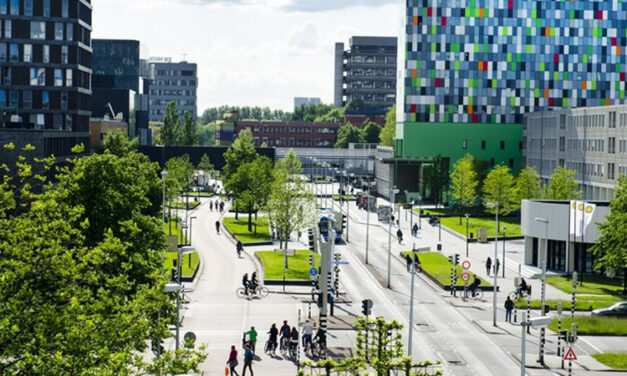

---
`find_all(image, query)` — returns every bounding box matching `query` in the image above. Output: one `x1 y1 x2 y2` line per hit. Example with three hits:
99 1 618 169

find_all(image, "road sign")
461 272 470 282
564 347 577 361
184 332 196 345
309 268 318 277
462 260 471 270
334 261 349 265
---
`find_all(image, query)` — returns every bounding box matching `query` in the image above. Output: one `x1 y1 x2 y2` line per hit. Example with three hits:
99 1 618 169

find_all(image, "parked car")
591 302 627 318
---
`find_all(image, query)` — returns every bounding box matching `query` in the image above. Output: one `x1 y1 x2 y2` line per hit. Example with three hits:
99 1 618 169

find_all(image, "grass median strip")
164 251 199 278
591 353 627 370
256 250 320 280
515 296 623 311
169 201 201 210
547 275 626 296
439 216 521 237
222 216 271 244
401 251 489 287
548 316 627 336
332 195 356 201
184 191 215 197
163 218 187 244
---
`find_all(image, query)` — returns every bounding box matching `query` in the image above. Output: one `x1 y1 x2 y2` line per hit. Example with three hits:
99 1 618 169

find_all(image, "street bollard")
557 302 563 356
571 272 578 318
526 297 531 334
514 307 517 323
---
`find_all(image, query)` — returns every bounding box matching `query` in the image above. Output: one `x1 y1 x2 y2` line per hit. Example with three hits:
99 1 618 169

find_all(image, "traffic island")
169 201 201 210
548 316 627 336
256 249 320 286
400 251 492 291
222 216 272 245
591 353 627 370
164 251 200 282
439 216 522 239
515 296 623 312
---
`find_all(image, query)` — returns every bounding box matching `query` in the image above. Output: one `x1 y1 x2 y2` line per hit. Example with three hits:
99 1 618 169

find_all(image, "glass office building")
396 0 627 171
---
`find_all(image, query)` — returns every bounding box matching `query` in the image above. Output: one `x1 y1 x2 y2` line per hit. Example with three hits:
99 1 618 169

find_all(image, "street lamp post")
189 216 197 246
346 172 354 243
165 283 184 351
161 169 168 224
487 201 499 327
535 217 549 365
502 226 507 278
387 187 399 289
365 178 371 264
175 245 195 350
407 249 416 356
465 213 470 257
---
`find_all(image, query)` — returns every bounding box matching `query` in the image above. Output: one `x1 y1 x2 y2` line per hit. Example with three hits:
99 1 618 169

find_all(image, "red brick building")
236 121 340 148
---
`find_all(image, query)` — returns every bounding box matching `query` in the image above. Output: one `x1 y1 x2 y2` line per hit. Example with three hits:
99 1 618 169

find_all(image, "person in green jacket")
246 326 258 354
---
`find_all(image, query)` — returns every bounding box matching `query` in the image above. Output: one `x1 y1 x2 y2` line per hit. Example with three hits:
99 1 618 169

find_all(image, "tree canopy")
161 101 182 146
515 166 542 206
379 105 396 147
361 120 382 144
482 165 517 221
223 128 258 181
200 105 291 124
335 122 364 148
182 111 198 146
543 166 581 200
450 154 479 222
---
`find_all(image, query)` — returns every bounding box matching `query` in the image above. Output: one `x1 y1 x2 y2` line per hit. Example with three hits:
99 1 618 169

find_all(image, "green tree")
197 153 215 188
380 105 396 147
266 155 316 250
225 156 274 232
164 155 194 229
182 111 198 145
515 166 542 207
482 165 517 232
344 98 365 112
361 120 382 144
422 156 449 206
314 107 346 124
0 151 206 375
277 149 302 177
335 122 364 148
543 166 581 200
223 128 258 181
162 101 182 146
450 154 479 223
102 130 138 156
198 121 216 146
591 176 627 294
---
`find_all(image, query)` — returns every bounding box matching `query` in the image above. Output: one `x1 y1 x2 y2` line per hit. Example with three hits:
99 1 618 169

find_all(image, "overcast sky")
91 0 401 113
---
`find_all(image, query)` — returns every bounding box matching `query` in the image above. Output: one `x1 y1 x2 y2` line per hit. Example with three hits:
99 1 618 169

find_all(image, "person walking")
485 257 492 276
226 345 239 376
412 223 419 237
494 258 501 276
242 344 254 376
504 296 515 323
396 228 403 244
405 254 412 272
236 241 243 258
246 326 258 354
216 220 221 234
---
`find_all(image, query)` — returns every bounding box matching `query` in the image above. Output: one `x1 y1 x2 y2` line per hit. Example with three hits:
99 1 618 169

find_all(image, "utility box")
477 227 488 243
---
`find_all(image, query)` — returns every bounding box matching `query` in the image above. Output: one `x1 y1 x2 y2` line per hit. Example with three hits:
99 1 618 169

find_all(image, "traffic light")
361 299 372 316
454 254 460 266
341 214 347 231
309 253 315 267
308 229 314 251
448 255 454 265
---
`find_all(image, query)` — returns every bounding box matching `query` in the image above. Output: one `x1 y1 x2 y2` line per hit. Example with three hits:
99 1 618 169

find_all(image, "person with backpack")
226 345 239 376
242 343 254 376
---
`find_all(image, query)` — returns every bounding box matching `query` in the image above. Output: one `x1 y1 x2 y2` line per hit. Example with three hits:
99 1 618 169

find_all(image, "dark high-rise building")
0 0 92 160
334 36 397 115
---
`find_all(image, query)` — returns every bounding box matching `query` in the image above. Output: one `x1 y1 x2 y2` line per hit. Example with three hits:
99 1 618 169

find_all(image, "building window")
3 67 9 86
55 23 64 41
609 137 616 154
462 139 467 149
0 0 5 14
559 136 565 152
61 91 67 110
65 69 72 87
31 68 45 86
62 0 68 17
54 69 62 87
23 44 32 62
608 163 615 180
500 140 505 150
31 22 46 40
9 44 17 62
43 45 49 63
61 46 68 64
560 114 566 129
559 158 564 167
42 91 49 109
66 23 73 41
4 19 10 38
43 0 49 16
0 43 5 61
509 158 514 168
490 158 495 166
481 140 486 150
23 90 32 109
610 112 617 128
9 90 17 108
24 0 32 15
0 90 4 106
53 114 62 129
9 0 17 15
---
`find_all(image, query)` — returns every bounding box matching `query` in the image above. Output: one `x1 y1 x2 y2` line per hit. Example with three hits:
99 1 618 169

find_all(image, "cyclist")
250 272 259 292
469 275 481 297
301 320 313 349
267 323 278 354
236 241 243 257
313 327 326 350
289 327 299 354
242 273 250 296
516 277 529 297
279 321 291 350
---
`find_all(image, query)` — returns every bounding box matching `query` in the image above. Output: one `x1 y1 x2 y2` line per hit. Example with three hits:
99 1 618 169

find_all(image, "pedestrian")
396 228 403 244
216 220 221 234
485 257 492 276
405 254 412 272
236 241 243 257
412 223 419 237
504 296 515 323
414 253 421 272
210 201 213 211
391 214 395 224
226 345 239 376
494 258 500 275
242 343 254 376
246 326 258 354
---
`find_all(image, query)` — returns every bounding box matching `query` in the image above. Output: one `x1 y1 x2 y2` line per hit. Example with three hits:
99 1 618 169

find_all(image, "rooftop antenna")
182 53 188 62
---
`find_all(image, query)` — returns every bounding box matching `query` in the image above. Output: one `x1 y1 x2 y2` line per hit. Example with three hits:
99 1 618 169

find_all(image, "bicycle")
302 336 312 356
279 337 289 356
508 287 531 301
311 340 325 358
264 340 277 355
464 287 484 300
288 341 298 360
236 285 270 299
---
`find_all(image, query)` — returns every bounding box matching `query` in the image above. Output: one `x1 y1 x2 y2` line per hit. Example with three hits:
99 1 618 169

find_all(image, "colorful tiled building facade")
396 0 627 173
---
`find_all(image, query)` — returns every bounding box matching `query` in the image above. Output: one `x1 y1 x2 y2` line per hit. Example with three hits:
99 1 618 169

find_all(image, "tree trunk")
235 203 239 220
248 211 253 233
623 268 627 295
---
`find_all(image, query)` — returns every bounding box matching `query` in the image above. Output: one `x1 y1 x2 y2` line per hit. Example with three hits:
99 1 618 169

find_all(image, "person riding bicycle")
250 272 259 292
302 320 313 348
242 273 250 295
289 327 299 352
236 241 244 257
267 323 278 352
516 277 529 297
279 321 291 349
313 327 326 349
469 275 481 297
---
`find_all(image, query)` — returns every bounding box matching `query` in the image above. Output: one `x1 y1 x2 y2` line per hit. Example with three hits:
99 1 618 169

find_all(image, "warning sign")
462 260 471 270
563 347 577 361
461 272 471 283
